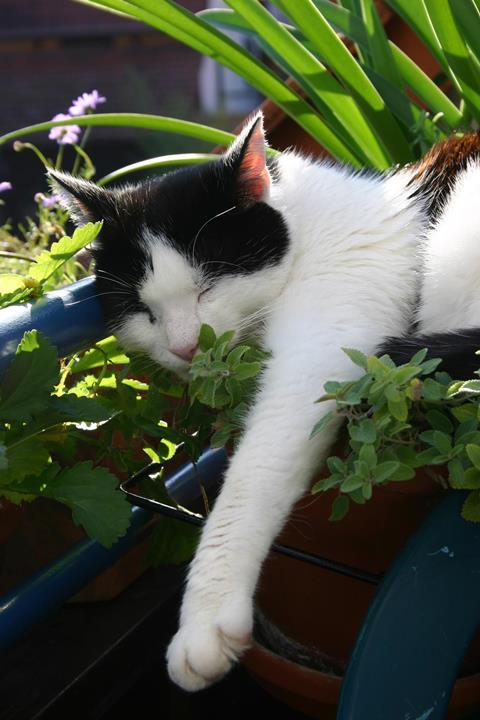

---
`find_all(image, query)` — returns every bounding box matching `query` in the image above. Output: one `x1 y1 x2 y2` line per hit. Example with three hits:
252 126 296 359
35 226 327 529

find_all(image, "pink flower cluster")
0 181 12 193
49 90 106 146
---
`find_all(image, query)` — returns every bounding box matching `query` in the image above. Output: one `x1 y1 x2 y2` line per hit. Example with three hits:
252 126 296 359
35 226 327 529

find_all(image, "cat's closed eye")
138 302 156 324
198 287 212 301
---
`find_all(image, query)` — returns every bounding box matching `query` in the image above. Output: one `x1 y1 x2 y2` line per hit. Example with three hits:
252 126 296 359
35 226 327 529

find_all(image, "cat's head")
50 113 290 375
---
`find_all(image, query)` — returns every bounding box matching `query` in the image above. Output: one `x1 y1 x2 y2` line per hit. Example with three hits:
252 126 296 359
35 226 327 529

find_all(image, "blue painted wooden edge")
0 447 226 652
337 490 480 720
0 276 104 375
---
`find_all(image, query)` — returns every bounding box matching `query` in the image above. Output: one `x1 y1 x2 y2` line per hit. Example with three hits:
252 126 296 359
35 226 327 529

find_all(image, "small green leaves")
342 347 368 369
197 323 216 352
466 444 480 470
329 495 350 521
461 490 480 522
349 418 376 443
314 344 480 521
311 410 335 437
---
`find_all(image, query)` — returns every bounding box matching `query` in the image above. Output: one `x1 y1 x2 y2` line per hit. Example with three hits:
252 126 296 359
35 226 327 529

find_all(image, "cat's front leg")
166 361 343 691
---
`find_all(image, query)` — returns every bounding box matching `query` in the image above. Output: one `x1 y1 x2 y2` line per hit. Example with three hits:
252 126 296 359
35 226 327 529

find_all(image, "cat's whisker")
95 269 136 291
66 290 135 307
190 205 237 261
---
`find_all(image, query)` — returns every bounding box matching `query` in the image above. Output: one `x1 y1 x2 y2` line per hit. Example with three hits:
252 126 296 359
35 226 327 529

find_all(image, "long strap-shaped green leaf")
452 0 480 65
312 0 463 129
98 153 216 185
0 113 235 148
385 0 464 99
82 0 361 166
200 4 462 133
224 0 395 168
424 0 480 123
202 0 464 134
274 0 411 164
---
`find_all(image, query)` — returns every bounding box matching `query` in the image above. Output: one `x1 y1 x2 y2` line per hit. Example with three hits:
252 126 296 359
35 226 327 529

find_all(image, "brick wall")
0 1 223 220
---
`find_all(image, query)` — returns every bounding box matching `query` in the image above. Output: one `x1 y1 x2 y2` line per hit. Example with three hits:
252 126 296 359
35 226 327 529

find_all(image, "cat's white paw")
166 597 253 691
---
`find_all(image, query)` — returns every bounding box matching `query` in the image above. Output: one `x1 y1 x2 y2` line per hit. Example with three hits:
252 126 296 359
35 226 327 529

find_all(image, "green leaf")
210 423 235 448
455 419 478 441
276 0 411 164
227 344 250 367
455 380 480 395
461 490 480 522
234 362 261 381
2 439 50 483
312 474 342 493
340 474 364 492
387 394 408 421
225 0 393 167
48 394 118 425
0 443 7 471
0 113 235 150
410 348 428 365
349 418 376 443
342 347 368 369
0 330 59 421
415 447 441 466
197 323 216 352
326 456 346 475
362 481 373 500
448 459 466 488
323 380 342 394
329 494 350 521
29 223 103 284
455 467 480 489
426 409 453 434
0 274 28 295
393 365 422 384
99 153 216 185
389 463 416 481
424 0 480 122
71 336 130 373
311 410 335 438
432 431 452 456
148 517 200 565
359 443 377 470
17 462 131 547
421 378 445 401
466 444 480 470
374 461 400 483
420 358 443 375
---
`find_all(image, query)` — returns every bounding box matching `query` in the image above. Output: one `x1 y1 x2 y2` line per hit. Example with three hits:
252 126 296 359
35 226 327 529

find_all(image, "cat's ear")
48 170 113 226
225 112 270 206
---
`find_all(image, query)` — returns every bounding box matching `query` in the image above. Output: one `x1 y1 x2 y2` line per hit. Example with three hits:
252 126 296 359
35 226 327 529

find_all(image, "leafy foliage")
312 347 480 523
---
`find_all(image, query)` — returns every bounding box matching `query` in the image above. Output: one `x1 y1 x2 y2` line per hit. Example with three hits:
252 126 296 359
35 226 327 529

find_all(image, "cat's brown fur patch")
408 132 480 219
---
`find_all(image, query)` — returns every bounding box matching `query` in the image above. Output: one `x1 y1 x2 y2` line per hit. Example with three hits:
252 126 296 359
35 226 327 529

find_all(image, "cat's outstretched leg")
166 352 344 691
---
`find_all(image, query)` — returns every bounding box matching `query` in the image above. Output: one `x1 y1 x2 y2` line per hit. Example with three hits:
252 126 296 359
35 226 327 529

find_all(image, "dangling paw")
166 596 253 691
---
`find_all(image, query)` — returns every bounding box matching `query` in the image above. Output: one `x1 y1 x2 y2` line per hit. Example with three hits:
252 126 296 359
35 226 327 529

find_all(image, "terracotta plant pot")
242 475 480 718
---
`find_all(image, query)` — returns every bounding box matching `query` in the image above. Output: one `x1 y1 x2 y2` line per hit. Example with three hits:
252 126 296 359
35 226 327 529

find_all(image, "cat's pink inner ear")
237 118 270 206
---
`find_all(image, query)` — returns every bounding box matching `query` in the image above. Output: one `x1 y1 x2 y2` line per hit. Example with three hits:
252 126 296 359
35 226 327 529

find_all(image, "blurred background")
0 0 262 222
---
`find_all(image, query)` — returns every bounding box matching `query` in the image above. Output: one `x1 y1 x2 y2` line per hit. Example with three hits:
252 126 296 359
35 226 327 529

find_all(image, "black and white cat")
50 113 480 691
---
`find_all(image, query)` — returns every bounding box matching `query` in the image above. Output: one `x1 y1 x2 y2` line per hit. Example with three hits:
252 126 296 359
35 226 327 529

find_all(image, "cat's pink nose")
169 343 198 361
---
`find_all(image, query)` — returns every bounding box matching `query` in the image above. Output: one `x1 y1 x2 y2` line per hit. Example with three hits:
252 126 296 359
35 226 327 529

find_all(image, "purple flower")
35 192 60 208
69 90 106 116
0 181 12 193
49 114 81 145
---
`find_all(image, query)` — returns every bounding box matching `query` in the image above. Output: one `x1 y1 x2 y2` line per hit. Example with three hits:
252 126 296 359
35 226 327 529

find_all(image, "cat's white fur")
417 160 480 333
115 118 480 690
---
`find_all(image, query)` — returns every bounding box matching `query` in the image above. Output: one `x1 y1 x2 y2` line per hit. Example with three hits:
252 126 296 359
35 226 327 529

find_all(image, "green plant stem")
55 144 65 170
0 250 35 262
71 126 93 176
